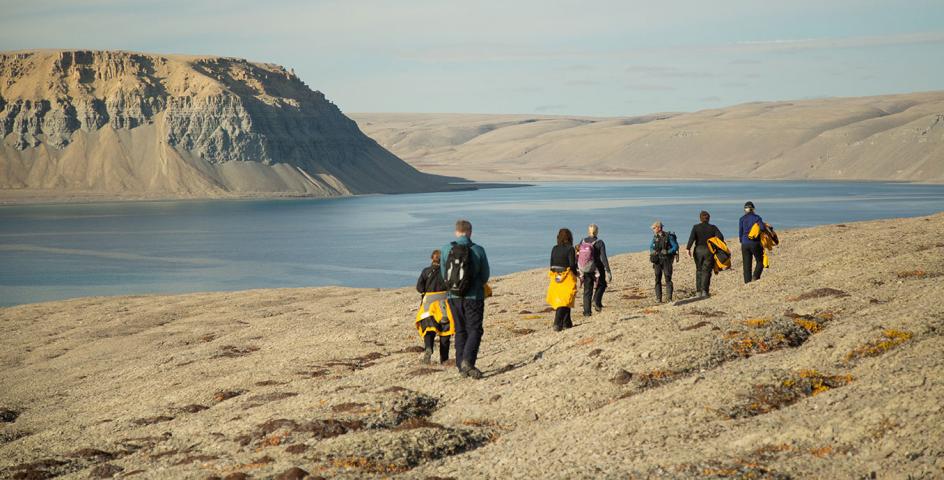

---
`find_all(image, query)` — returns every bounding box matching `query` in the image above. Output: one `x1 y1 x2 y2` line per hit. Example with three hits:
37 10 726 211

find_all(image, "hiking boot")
553 324 563 332
594 304 603 313
458 360 472 377
697 291 706 298
422 348 432 364
465 367 484 380
655 286 662 303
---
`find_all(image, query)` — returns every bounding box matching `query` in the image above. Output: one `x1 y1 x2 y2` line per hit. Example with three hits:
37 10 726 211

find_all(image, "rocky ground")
1 213 943 479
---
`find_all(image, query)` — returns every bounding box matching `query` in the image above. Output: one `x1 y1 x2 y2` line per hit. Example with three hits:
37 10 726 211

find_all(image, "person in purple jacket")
739 201 766 284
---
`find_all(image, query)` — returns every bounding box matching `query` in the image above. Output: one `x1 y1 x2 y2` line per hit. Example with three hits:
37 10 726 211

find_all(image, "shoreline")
2 177 939 206
2 210 942 309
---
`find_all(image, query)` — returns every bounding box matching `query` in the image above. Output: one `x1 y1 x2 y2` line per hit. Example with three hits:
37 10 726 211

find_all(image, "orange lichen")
744 317 771 328
576 337 595 346
636 369 683 389
810 446 834 458
845 329 912 362
330 457 409 474
793 318 822 334
896 270 928 278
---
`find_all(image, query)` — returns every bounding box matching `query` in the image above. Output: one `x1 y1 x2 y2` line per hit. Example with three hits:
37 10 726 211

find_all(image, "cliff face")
0 50 449 198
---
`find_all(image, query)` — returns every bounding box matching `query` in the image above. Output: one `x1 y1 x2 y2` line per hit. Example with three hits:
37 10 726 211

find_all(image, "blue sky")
1 0 943 116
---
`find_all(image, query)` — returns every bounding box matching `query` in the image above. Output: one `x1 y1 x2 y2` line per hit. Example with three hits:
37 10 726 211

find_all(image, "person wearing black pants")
649 221 679 302
550 228 578 331
440 219 490 379
739 201 766 283
579 224 611 316
686 211 724 298
416 250 451 364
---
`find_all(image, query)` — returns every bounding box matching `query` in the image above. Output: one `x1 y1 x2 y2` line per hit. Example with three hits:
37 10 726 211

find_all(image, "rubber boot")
422 347 432 364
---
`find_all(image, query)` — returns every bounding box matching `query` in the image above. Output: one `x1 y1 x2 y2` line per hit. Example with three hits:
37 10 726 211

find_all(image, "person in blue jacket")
649 220 679 302
441 219 490 380
739 201 766 284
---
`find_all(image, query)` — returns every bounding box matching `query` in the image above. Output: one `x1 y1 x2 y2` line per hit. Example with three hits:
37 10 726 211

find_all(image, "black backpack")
445 242 473 296
651 232 680 263
667 231 680 263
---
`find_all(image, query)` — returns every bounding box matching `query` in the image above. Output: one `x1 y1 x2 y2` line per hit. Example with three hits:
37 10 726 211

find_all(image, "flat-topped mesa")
0 50 449 198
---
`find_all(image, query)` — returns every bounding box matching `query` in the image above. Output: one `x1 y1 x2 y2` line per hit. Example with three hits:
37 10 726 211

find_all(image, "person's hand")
606 271 613 283
687 248 693 258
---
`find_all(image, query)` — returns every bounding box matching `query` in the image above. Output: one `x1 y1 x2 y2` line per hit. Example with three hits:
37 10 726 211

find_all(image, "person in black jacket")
550 228 580 331
685 211 724 298
416 250 451 364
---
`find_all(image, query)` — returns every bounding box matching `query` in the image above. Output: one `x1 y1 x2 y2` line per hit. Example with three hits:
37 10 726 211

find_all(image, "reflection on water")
2 181 943 306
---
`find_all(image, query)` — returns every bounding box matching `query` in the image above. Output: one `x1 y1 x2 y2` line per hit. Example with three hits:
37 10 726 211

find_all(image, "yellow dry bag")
546 269 577 309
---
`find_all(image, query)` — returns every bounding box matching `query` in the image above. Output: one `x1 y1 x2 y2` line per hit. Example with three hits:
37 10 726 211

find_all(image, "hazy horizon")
1 1 943 116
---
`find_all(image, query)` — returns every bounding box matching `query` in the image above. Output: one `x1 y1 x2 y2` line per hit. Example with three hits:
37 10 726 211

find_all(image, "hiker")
441 219 490 379
649 221 679 303
686 211 724 298
739 201 766 284
415 249 453 364
577 224 612 316
547 228 579 331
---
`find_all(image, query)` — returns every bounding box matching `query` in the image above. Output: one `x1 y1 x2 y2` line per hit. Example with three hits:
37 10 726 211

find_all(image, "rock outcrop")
0 50 452 199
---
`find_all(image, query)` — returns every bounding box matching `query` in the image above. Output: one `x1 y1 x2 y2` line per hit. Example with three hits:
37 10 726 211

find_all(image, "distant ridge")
352 91 944 182
0 50 455 200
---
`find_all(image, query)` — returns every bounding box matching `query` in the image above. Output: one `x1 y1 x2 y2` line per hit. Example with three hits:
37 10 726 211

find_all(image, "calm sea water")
2 181 943 306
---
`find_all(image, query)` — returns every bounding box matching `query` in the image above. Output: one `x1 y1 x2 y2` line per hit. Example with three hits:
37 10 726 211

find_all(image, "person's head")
699 211 710 223
557 228 574 246
651 220 663 235
588 223 599 237
454 219 472 238
430 249 441 265
744 201 755 213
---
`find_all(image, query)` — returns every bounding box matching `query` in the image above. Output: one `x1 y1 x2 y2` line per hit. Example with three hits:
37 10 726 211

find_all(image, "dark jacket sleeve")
568 246 578 276
714 225 724 241
416 267 428 294
687 227 696 250
478 247 490 284
597 240 611 273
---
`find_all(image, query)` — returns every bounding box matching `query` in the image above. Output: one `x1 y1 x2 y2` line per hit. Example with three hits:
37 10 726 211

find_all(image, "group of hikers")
414 202 778 380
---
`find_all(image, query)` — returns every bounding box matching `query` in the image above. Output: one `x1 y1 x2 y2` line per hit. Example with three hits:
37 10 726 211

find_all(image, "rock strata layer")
0 50 449 198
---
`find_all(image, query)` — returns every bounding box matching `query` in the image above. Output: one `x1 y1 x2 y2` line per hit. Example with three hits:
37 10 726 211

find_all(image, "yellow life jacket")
759 223 779 268
706 236 732 273
415 291 455 337
546 269 578 309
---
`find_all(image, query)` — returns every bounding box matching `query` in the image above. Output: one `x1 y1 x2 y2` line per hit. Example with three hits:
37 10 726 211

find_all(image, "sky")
1 0 943 116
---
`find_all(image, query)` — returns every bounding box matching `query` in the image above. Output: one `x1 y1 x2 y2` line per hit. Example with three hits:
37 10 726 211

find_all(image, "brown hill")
352 91 944 182
0 50 452 201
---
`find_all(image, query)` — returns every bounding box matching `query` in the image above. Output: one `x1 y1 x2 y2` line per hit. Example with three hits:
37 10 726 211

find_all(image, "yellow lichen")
744 317 771 327
845 329 913 362
793 318 822 333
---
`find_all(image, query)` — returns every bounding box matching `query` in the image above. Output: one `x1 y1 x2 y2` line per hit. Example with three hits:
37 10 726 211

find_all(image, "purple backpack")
577 239 597 274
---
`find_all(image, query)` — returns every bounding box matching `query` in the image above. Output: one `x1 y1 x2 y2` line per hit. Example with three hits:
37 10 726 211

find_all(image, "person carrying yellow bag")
686 210 726 298
547 228 579 331
739 201 769 283
415 250 454 364
751 222 780 268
